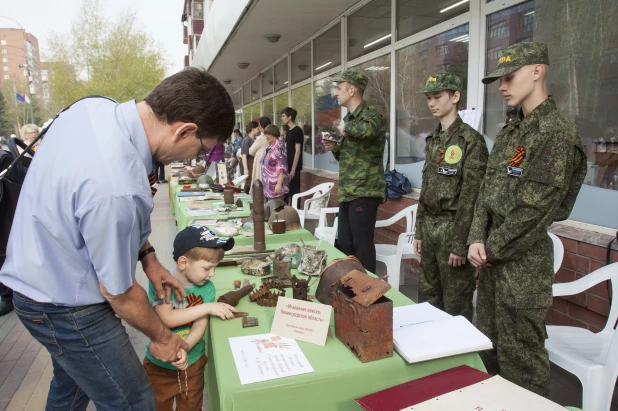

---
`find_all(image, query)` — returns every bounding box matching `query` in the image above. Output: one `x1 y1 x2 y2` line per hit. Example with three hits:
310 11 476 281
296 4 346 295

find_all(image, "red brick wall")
301 170 618 332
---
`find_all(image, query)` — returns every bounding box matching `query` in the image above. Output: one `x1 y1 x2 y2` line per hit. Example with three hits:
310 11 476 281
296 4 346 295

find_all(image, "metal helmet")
265 199 287 220
315 255 366 305
267 205 302 231
197 174 214 186
192 165 206 175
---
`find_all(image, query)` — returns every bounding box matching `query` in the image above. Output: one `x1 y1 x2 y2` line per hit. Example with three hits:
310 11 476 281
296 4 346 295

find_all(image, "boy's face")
498 65 536 107
425 91 458 119
179 257 218 285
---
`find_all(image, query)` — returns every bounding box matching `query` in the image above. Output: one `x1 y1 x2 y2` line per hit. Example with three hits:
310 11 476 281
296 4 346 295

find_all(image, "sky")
1 0 187 76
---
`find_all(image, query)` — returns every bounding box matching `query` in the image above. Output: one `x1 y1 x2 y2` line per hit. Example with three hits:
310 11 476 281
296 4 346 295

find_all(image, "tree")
45 0 167 114
0 91 12 137
0 78 32 136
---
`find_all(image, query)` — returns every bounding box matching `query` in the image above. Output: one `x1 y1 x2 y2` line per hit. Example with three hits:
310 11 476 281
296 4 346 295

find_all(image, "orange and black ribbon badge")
148 172 158 197
437 149 445 164
508 145 525 167
185 294 204 327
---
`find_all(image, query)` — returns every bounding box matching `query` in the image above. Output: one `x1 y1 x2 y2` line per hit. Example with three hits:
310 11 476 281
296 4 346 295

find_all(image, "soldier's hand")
468 243 488 268
413 239 422 256
448 253 466 267
323 140 338 152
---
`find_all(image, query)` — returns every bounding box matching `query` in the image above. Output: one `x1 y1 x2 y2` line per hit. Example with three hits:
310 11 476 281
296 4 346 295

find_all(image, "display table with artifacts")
203 237 486 411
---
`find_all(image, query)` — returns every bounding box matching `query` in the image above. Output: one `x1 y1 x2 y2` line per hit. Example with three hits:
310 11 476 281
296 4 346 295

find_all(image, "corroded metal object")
267 206 302 231
249 284 286 307
235 198 243 208
233 312 248 318
223 187 235 204
331 269 393 363
270 220 286 234
262 276 291 288
316 255 366 306
178 171 196 185
252 180 266 251
265 199 287 221
240 259 271 276
297 245 327 277
292 275 310 301
217 284 255 307
272 244 302 261
273 259 291 279
242 317 259 328
233 280 241 289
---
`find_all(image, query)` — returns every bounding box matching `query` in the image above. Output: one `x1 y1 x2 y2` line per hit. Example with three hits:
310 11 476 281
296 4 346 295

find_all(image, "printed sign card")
270 297 331 346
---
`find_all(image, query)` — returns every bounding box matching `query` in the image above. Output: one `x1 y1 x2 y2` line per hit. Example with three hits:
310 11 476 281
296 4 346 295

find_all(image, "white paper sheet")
458 109 482 132
400 376 567 411
393 303 452 329
186 209 216 217
229 334 314 385
393 316 492 364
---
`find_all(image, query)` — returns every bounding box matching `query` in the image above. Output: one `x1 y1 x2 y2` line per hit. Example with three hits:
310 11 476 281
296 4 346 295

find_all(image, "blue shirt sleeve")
77 195 152 295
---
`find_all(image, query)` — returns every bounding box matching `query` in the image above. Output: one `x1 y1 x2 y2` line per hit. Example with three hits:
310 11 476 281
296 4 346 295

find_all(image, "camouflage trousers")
477 232 554 397
418 214 475 321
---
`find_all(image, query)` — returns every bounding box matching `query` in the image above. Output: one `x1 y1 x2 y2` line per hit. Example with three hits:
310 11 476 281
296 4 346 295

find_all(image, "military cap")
416 71 463 94
482 41 550 84
329 70 369 91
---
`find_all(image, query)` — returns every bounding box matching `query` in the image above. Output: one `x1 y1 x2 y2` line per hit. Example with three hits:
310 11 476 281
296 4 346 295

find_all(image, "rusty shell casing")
217 284 254 307
252 180 266 251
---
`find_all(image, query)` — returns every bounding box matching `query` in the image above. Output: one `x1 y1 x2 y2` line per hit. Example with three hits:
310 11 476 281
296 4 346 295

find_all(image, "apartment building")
0 28 42 96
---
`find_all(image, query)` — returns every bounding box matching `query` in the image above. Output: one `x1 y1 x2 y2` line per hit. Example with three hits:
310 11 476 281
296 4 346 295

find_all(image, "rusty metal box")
332 270 393 363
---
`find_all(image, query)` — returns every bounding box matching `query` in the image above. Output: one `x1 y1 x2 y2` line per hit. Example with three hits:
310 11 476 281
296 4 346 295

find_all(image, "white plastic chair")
374 205 419 290
314 207 339 246
291 182 334 228
548 232 565 274
545 262 618 411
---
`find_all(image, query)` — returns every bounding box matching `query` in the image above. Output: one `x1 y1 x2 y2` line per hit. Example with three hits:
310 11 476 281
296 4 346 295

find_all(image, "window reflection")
262 68 274 97
274 58 288 92
292 43 311 84
314 24 341 75
263 98 274 122
348 0 391 61
395 24 469 188
314 78 341 171
397 0 469 41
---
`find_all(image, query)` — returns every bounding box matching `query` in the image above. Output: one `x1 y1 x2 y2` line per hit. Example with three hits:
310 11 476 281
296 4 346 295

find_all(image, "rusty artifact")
180 188 204 192
217 284 255 307
249 284 286 307
242 317 259 328
270 219 286 234
298 244 327 277
252 180 266 251
316 255 367 305
272 244 302 260
233 312 249 318
273 259 291 279
265 199 287 221
267 205 302 231
261 276 291 288
191 165 206 176
235 198 243 208
240 259 271 276
242 279 251 288
223 187 235 204
331 269 393 363
233 280 241 289
292 275 310 301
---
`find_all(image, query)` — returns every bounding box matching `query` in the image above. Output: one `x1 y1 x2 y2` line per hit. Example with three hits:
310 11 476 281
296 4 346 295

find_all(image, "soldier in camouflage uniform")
414 72 488 321
467 42 587 397
323 70 386 273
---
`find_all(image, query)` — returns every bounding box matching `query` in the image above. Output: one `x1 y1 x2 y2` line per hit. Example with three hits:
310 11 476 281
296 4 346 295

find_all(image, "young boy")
143 226 237 411
468 42 586 396
413 71 489 321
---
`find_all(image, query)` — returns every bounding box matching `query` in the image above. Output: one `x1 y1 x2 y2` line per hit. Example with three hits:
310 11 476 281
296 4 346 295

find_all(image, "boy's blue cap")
173 226 234 261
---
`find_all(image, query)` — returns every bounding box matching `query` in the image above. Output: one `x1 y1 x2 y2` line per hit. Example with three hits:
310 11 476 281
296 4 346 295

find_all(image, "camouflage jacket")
415 116 489 257
334 101 387 202
467 97 587 263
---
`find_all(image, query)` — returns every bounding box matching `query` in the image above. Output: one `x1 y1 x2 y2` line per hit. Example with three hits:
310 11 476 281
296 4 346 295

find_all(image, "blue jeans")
13 292 156 411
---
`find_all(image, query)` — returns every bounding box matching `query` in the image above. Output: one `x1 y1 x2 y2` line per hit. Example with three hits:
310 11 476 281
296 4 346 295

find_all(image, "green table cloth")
205 238 486 411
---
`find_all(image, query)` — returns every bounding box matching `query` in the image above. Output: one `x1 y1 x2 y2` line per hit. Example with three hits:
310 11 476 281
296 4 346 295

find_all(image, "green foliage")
0 91 12 136
45 0 167 114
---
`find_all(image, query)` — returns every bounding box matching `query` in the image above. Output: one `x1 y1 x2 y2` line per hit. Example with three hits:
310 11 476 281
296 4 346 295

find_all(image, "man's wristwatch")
138 246 155 261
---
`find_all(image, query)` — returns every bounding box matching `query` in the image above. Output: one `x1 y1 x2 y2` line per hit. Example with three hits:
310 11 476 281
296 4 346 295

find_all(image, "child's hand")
172 348 188 370
207 302 237 320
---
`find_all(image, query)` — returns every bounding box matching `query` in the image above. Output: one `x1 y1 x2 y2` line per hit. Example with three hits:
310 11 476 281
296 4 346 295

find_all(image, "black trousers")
287 171 301 204
151 157 165 181
336 197 381 274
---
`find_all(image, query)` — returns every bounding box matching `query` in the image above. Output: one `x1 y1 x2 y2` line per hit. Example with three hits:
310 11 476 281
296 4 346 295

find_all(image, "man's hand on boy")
207 302 237 320
143 259 186 303
172 348 188 370
150 330 189 363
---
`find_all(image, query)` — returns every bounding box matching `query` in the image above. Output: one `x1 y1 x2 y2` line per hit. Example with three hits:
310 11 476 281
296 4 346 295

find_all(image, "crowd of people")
0 40 591 409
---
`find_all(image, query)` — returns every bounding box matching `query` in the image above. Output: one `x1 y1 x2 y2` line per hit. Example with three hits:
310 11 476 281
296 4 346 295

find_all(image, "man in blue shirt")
0 68 234 410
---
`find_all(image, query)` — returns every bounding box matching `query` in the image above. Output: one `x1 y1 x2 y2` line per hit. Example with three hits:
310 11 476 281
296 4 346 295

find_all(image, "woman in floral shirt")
260 125 289 201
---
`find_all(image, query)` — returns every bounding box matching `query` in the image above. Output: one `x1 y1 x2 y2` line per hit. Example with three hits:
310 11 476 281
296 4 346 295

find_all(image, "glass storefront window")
243 106 251 129
242 83 250 107
314 78 341 172
274 92 289 122
263 98 274 122
274 57 288 92
251 78 260 102
484 0 618 227
292 43 311 84
348 0 392 61
395 24 469 188
397 0 470 41
262 68 274 97
249 102 260 122
349 54 391 170
292 84 313 169
314 23 341 76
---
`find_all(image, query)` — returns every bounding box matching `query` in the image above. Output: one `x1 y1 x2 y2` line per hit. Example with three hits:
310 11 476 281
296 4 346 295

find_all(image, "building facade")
182 0 209 67
0 28 42 96
192 0 618 331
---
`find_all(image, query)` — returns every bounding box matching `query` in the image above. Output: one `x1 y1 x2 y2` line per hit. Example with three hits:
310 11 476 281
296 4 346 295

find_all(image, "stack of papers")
393 303 492 364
